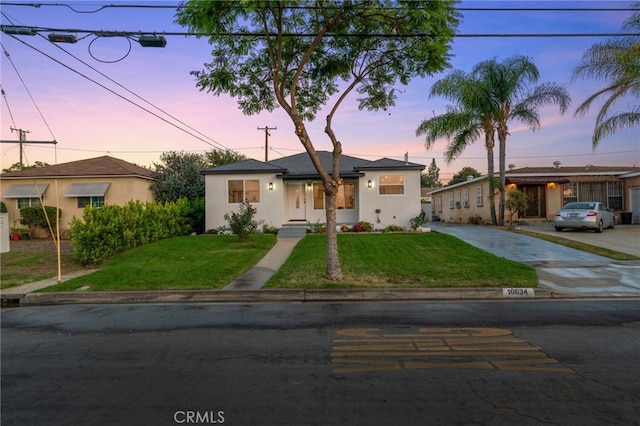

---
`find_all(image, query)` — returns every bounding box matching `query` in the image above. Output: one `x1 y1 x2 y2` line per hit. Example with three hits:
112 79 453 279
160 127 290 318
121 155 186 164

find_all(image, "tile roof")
0 156 154 179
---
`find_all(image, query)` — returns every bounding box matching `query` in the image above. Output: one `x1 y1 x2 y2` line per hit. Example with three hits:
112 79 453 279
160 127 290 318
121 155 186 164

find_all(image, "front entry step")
277 227 307 238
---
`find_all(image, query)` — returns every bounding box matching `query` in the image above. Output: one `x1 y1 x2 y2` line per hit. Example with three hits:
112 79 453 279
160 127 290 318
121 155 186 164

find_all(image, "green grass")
265 233 538 289
39 234 276 292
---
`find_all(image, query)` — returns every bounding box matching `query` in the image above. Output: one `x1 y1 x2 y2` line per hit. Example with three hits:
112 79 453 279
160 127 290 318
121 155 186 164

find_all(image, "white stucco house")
202 151 425 231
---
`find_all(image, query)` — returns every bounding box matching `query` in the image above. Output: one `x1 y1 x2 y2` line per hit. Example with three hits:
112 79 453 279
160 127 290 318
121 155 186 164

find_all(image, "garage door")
631 188 640 224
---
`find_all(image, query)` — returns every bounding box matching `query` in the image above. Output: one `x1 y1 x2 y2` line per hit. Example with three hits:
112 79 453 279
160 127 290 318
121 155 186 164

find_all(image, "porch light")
367 180 372 188
268 182 273 191
307 181 312 191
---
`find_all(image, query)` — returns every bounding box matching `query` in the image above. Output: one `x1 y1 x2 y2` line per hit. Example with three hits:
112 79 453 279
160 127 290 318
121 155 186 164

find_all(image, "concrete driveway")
428 222 640 297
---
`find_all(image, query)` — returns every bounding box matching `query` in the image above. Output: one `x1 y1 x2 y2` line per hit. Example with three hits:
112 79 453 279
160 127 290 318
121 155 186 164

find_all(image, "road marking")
331 327 574 374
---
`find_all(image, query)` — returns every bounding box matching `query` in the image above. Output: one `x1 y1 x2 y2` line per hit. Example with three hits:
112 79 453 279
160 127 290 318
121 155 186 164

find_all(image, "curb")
1 287 621 307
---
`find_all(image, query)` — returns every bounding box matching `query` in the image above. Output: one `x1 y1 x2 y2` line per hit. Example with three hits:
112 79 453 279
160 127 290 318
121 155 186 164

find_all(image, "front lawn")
265 233 537 289
39 235 276 292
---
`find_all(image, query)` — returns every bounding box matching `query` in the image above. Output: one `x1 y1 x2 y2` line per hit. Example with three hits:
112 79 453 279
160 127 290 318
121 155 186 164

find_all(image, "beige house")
429 164 640 225
1 156 154 237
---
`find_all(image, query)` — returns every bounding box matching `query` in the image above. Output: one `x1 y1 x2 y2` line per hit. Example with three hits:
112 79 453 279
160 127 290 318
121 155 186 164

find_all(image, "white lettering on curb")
174 410 225 424
503 288 535 297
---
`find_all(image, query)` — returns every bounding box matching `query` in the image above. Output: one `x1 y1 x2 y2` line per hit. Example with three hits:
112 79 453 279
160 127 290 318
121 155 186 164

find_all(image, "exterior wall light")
307 181 312 191
138 35 167 47
268 182 273 191
367 180 372 188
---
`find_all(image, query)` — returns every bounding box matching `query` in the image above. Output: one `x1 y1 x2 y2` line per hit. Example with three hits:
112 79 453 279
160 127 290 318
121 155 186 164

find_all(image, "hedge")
70 199 192 265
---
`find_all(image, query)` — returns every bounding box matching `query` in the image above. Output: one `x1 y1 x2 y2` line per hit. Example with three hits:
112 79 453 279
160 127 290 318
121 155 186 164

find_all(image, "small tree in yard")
177 1 459 281
224 202 262 243
505 190 527 229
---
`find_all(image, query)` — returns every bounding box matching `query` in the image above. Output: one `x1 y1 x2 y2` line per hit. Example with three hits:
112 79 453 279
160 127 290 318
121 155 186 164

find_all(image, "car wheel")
555 226 563 232
595 220 603 233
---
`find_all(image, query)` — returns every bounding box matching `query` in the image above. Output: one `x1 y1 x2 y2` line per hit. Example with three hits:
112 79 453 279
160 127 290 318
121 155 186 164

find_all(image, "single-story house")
201 151 425 231
428 164 640 225
0 156 154 237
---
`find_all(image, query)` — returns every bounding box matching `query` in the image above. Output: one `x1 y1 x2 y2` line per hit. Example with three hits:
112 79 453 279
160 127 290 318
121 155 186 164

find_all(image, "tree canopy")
176 0 460 280
448 166 481 186
572 5 639 148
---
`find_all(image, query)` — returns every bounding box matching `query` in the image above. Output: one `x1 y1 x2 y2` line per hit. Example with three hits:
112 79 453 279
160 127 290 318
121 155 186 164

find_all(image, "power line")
2 34 231 151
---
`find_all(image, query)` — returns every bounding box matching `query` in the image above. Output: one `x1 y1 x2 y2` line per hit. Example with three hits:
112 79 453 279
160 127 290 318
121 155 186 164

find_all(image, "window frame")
313 181 356 210
378 175 404 195
77 196 105 208
227 179 261 204
17 197 42 209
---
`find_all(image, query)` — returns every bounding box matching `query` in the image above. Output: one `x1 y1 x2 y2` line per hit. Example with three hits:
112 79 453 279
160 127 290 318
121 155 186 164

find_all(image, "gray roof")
201 159 286 175
202 151 424 178
0 156 153 179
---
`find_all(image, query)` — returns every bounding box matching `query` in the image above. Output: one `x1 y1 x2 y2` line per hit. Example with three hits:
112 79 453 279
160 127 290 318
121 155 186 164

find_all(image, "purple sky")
1 1 638 182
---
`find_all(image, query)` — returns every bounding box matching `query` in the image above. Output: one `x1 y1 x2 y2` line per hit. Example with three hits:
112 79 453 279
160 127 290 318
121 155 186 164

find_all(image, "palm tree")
474 56 570 225
572 6 640 149
417 70 499 225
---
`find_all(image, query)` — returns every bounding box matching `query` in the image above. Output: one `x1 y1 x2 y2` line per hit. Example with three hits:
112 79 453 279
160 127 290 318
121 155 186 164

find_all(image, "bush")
383 224 403 232
262 224 279 234
307 220 326 234
224 202 262 242
352 221 372 232
20 205 61 235
409 213 427 231
0 201 7 213
70 200 191 264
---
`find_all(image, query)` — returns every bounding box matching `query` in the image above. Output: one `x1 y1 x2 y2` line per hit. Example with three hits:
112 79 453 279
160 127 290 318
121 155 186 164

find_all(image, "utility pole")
1 129 56 171
257 126 276 162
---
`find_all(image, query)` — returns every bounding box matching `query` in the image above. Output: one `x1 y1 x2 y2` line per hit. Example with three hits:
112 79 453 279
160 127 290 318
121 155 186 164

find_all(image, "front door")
288 182 306 221
522 185 546 218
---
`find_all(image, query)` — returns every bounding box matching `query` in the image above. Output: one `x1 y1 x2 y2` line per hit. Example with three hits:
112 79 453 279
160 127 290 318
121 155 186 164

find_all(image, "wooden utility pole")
1 129 56 170
257 126 276 162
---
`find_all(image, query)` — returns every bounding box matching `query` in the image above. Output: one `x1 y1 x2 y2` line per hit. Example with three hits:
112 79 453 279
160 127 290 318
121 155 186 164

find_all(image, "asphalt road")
2 300 640 426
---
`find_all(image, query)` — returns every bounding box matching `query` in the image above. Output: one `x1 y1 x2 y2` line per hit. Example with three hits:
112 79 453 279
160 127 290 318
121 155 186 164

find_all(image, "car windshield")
563 202 596 210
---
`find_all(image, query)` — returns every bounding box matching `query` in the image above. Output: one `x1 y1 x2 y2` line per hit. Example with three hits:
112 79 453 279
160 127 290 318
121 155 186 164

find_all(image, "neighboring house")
428 164 640 224
202 151 425 231
0 156 154 237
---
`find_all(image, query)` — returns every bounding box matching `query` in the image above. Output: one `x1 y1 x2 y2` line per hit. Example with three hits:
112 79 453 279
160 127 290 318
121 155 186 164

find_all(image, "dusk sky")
1 1 638 182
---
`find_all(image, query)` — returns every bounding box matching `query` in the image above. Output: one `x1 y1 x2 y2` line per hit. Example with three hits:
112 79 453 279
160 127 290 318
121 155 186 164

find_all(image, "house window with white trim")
437 196 442 213
455 190 461 208
228 179 260 203
378 175 404 195
449 192 454 209
476 186 483 206
313 182 355 210
463 188 469 208
17 198 42 209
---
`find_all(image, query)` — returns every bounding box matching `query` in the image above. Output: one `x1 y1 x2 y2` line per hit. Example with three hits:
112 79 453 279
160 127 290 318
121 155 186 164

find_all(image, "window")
562 181 623 210
476 186 483 206
228 179 260 203
17 198 41 209
313 182 355 210
463 188 469 207
77 196 105 208
455 190 461 208
449 192 454 209
378 175 404 195
437 196 442 213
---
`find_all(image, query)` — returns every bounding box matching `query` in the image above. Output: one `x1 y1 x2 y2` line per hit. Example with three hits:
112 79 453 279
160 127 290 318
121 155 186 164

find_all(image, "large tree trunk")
291 116 344 281
324 187 343 281
487 148 498 226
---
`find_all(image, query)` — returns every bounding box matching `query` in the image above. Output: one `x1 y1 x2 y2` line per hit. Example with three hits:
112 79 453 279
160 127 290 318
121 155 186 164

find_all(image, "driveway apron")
428 223 640 296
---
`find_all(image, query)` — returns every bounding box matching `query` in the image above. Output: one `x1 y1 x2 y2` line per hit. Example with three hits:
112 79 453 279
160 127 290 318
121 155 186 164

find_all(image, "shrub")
262 224 279 234
0 201 7 213
71 200 191 264
340 224 350 232
383 224 403 232
307 220 326 234
20 205 61 236
357 221 372 232
224 202 262 242
409 213 427 231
